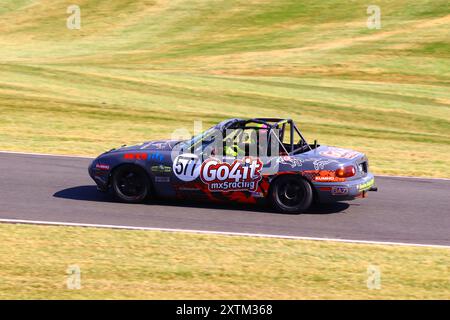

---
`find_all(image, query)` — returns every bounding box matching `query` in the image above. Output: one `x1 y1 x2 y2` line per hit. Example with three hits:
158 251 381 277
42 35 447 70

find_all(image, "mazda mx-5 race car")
89 118 377 213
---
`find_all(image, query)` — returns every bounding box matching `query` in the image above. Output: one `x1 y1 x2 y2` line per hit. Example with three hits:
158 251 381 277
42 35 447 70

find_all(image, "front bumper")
314 173 377 203
88 160 110 192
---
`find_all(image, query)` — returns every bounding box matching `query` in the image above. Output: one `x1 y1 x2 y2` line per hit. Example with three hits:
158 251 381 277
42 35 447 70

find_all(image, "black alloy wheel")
112 165 150 203
271 175 313 213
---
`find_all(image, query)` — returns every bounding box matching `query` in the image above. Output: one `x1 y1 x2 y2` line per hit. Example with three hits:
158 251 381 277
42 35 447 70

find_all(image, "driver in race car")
224 124 270 157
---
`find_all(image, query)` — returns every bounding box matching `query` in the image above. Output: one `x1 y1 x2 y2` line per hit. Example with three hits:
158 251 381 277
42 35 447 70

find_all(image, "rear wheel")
270 175 313 213
112 165 150 203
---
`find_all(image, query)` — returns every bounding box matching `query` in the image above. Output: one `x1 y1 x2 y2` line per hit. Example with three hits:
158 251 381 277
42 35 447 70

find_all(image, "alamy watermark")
367 5 381 29
66 264 82 289
168 120 282 175
366 265 381 290
67 5 81 30
64 4 380 31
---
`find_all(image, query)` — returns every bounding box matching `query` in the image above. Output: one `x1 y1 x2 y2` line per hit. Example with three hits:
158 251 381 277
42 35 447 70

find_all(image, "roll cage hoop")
226 118 312 155
183 118 312 157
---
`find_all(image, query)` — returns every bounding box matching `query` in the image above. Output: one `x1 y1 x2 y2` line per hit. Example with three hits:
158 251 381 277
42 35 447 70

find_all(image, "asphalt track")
0 152 449 246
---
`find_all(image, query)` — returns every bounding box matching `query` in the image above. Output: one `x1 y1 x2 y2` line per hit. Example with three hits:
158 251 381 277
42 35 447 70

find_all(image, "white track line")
0 150 94 159
1 150 449 181
376 174 450 181
0 218 449 249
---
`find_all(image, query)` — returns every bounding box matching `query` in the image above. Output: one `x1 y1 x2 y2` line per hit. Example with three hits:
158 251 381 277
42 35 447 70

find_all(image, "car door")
170 131 221 200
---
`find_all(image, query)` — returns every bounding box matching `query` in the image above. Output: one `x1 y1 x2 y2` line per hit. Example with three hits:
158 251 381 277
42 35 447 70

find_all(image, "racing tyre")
270 175 313 213
112 165 150 203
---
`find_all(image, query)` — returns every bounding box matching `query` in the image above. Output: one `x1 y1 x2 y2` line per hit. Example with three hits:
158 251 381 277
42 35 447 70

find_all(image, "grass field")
0 0 449 177
0 223 449 299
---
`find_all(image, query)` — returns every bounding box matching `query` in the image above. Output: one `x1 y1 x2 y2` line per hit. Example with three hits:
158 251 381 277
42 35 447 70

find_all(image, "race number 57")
173 154 201 182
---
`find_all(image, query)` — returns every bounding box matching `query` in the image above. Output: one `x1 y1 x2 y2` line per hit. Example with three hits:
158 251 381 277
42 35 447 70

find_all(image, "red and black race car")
89 118 377 213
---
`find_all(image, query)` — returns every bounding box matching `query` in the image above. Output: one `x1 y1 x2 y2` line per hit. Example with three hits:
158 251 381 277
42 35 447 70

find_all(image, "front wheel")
270 175 313 213
112 165 150 203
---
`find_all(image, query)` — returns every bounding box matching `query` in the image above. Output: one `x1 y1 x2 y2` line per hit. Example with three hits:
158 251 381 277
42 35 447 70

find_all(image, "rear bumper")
313 173 376 203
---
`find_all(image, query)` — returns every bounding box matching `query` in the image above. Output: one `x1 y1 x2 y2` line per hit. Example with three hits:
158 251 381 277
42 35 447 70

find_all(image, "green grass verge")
0 223 449 299
0 1 449 177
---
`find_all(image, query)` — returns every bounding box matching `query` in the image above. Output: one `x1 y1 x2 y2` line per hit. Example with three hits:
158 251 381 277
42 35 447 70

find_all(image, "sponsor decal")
155 176 170 183
151 142 167 149
151 165 171 174
178 187 200 191
200 157 263 192
320 147 360 159
149 152 163 162
314 176 340 182
124 152 162 162
358 178 374 191
124 153 147 160
95 164 110 170
140 141 168 150
312 159 338 170
250 191 265 198
173 153 202 182
276 156 303 168
331 186 349 195
303 170 346 182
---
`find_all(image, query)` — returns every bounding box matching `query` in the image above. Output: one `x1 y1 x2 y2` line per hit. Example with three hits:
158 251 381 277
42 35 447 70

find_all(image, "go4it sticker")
200 157 263 192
